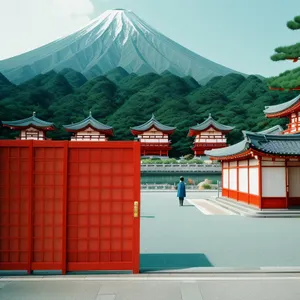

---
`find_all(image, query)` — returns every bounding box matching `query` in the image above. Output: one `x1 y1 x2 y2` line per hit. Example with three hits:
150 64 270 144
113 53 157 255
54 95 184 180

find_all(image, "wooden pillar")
258 158 262 209
27 141 34 274
285 160 289 208
62 141 69 275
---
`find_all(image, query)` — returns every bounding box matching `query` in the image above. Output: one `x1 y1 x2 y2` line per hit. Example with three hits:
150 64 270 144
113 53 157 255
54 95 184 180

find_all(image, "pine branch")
287 15 300 30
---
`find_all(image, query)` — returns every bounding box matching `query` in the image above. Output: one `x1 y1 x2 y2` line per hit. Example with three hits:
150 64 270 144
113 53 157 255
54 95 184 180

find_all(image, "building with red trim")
205 106 300 209
1 112 55 140
188 114 234 156
264 94 300 134
63 112 114 141
130 114 176 157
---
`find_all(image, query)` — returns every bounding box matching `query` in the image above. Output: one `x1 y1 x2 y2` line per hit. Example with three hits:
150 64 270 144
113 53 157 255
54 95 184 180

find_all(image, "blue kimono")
177 181 186 198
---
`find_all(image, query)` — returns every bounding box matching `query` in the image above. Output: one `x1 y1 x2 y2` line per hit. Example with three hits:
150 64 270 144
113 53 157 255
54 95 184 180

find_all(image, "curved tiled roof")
63 112 113 135
205 131 300 158
264 94 300 115
2 112 54 129
131 114 176 133
189 114 234 134
257 125 283 135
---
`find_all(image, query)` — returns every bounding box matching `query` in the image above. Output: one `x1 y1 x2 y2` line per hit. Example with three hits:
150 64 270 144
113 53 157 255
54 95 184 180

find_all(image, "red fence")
0 140 140 274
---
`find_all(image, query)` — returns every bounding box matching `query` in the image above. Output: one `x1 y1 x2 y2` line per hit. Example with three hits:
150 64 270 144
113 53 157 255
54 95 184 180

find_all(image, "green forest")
0 67 297 157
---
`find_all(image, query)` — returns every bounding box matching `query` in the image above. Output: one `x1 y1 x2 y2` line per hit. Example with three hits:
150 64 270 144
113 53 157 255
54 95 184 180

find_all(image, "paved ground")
140 191 300 270
1 274 300 300
187 198 235 215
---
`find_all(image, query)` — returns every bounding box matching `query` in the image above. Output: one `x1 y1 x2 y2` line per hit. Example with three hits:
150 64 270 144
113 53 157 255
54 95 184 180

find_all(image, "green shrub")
202 184 212 190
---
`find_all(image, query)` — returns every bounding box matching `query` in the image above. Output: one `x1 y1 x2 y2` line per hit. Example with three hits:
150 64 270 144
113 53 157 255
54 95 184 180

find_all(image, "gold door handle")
133 201 139 218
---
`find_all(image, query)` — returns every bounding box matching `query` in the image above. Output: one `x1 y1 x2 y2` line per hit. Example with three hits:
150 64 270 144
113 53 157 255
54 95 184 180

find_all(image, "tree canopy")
268 15 300 89
0 68 295 157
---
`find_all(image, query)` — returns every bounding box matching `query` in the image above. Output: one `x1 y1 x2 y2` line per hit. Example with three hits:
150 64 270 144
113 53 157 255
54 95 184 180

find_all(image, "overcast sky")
0 0 298 77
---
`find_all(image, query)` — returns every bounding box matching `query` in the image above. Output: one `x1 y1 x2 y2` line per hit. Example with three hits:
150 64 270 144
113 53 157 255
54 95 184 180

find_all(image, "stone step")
209 197 300 218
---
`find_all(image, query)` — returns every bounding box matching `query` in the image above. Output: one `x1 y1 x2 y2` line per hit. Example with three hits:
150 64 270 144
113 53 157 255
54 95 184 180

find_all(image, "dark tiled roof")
264 94 300 114
205 139 248 157
189 114 234 132
257 125 283 135
205 131 300 157
131 114 176 133
2 112 54 129
63 113 113 133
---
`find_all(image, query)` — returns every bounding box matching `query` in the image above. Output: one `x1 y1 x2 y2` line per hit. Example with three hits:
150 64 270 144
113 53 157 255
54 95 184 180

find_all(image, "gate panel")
0 140 140 273
67 142 140 272
0 142 31 271
32 142 65 270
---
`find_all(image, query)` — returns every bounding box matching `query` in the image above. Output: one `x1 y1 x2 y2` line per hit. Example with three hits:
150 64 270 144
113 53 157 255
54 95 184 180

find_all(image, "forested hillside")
0 68 296 157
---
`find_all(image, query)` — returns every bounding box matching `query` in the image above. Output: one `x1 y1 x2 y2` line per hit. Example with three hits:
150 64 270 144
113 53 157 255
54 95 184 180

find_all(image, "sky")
0 0 299 77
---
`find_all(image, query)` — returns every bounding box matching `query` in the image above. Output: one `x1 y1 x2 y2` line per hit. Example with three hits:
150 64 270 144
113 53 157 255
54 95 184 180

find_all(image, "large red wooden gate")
0 140 140 274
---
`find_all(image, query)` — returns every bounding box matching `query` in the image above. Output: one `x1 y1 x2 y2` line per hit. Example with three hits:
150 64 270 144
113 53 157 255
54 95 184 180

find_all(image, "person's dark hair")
180 176 184 181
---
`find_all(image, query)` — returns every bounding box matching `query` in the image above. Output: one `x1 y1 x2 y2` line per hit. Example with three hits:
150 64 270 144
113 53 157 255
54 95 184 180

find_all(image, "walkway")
140 191 300 271
1 274 300 299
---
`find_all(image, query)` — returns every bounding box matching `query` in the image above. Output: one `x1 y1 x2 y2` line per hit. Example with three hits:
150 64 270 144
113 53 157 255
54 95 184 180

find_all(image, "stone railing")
141 163 221 173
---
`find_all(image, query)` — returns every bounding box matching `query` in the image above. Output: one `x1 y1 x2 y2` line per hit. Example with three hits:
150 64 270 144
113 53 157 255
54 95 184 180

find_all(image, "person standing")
177 176 186 206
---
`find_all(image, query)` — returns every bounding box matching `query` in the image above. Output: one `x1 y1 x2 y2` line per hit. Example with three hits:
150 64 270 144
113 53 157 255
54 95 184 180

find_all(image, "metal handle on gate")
133 201 139 218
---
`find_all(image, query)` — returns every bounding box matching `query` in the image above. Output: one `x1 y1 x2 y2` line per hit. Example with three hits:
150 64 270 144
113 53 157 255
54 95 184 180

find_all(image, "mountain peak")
0 9 240 84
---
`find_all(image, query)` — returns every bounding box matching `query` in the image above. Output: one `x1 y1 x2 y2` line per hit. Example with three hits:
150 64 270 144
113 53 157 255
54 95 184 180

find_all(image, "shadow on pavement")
140 253 213 272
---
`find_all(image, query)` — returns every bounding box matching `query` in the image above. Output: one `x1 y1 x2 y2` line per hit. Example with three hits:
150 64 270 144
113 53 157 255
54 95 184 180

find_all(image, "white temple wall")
288 167 300 197
238 168 248 193
223 169 229 189
229 168 237 190
249 167 259 195
21 128 44 140
262 167 286 197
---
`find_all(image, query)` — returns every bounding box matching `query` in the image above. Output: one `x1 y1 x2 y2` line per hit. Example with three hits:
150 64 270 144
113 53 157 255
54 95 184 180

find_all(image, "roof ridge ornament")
89 111 92 117
33 111 36 117
209 113 212 118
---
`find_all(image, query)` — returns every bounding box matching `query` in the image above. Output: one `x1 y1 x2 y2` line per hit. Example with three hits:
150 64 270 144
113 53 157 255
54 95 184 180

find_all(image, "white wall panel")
223 169 228 188
239 168 248 193
230 161 237 167
249 159 259 166
249 168 259 195
239 160 248 167
229 168 237 191
262 161 285 167
262 167 286 197
289 167 300 197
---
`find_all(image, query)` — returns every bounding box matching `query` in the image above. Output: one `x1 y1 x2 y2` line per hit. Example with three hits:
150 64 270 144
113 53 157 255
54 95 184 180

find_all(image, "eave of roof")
63 113 114 135
2 112 55 130
264 94 300 117
188 114 234 136
130 114 176 134
205 131 300 160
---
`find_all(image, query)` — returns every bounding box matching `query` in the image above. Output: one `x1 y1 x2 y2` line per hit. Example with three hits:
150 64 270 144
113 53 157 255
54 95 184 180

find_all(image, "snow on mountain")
0 9 240 84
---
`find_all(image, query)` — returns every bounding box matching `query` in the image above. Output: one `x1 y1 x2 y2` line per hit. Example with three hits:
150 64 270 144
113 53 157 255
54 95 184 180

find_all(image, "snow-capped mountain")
0 9 240 84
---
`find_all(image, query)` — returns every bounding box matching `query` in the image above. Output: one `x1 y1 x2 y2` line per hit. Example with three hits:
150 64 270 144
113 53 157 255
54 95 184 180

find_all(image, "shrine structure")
63 112 114 141
1 112 55 140
205 95 300 209
130 114 175 157
264 94 300 134
188 114 234 156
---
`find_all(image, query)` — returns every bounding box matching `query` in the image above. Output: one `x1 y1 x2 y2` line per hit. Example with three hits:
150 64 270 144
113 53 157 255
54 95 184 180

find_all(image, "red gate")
0 140 140 274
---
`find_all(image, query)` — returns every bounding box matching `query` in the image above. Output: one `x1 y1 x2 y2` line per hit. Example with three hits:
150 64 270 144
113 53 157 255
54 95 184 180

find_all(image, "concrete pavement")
1 274 300 300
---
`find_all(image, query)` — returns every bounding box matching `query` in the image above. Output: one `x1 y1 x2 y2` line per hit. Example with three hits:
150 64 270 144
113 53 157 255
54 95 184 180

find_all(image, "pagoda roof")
205 131 300 160
264 94 300 117
257 125 283 135
2 112 55 130
188 114 234 136
63 112 114 135
131 114 176 135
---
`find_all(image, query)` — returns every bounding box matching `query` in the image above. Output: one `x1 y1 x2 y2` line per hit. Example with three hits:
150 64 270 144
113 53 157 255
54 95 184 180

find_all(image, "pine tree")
268 16 300 90
271 16 300 62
